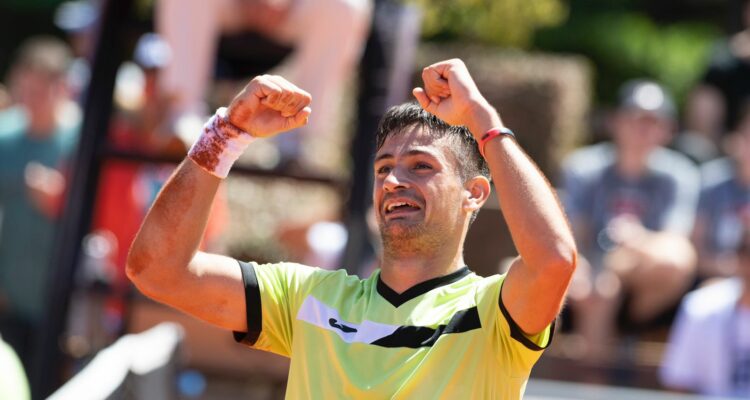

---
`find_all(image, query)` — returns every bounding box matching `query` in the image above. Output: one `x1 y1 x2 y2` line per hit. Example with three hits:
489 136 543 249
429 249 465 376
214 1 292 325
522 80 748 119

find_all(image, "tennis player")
127 58 577 399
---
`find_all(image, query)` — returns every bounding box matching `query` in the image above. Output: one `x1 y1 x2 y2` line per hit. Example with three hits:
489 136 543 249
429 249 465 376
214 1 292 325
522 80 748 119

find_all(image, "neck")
379 239 466 294
27 110 57 137
616 148 648 179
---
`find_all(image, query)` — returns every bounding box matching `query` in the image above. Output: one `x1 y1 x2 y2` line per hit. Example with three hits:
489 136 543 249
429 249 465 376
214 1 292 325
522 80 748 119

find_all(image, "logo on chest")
297 296 481 348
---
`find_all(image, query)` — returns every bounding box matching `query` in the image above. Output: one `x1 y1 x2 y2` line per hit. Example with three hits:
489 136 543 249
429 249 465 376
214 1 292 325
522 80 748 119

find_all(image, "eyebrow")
374 149 437 163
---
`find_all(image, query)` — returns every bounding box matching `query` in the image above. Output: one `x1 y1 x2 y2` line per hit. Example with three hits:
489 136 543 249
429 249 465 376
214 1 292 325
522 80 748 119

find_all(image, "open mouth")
384 199 422 218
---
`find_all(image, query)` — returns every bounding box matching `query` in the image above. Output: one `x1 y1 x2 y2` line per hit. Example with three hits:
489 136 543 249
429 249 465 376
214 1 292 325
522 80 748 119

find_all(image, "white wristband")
188 107 255 178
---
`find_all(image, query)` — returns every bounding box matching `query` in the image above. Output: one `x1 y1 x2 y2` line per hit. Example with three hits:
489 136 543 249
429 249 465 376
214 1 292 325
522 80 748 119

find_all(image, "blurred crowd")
0 0 749 398
559 1 750 396
0 0 371 397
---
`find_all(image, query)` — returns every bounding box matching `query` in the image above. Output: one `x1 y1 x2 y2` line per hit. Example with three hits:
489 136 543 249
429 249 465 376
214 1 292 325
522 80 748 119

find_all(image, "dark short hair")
374 102 490 222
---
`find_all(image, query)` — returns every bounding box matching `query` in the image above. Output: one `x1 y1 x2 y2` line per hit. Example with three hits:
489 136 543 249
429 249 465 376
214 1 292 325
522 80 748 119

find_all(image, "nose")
382 167 409 192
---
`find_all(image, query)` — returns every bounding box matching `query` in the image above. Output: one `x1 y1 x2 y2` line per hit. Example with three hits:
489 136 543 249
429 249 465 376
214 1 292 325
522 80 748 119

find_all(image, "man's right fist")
226 75 312 138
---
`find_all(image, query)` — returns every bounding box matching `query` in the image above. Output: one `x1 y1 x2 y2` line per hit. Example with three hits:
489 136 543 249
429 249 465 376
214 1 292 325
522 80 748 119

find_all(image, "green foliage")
411 0 569 47
534 11 720 105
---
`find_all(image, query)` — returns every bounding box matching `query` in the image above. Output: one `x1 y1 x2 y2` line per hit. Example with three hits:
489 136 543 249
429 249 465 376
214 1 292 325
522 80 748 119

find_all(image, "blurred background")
1 0 749 399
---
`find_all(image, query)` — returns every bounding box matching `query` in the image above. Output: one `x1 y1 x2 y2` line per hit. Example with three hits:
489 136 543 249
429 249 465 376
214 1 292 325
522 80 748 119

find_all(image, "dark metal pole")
340 0 391 276
33 0 133 397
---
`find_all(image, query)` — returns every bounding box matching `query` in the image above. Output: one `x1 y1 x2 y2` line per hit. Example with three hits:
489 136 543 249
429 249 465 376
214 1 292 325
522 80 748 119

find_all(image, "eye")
414 162 432 170
376 165 391 175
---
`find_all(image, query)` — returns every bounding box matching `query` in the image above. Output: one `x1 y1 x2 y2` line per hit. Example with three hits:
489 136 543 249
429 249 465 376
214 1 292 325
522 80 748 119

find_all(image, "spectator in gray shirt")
561 80 700 362
693 102 750 279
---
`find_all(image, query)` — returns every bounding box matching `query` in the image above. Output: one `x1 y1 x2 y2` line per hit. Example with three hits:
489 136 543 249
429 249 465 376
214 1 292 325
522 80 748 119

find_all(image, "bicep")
501 256 569 335
156 251 247 332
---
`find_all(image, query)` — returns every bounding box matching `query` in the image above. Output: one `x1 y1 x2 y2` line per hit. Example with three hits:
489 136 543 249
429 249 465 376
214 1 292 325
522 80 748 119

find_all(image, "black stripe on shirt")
233 260 262 346
498 281 555 351
370 306 482 348
377 266 471 308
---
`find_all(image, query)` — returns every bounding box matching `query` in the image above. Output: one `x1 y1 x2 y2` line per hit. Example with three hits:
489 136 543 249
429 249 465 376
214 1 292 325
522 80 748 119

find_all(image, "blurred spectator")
671 85 724 164
690 0 750 137
80 33 228 343
156 0 372 167
692 102 750 280
82 33 182 343
0 37 78 370
54 0 99 100
660 230 750 397
561 80 700 362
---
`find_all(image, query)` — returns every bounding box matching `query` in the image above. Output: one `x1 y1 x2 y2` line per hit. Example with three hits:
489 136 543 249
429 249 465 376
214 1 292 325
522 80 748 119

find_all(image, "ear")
462 175 491 214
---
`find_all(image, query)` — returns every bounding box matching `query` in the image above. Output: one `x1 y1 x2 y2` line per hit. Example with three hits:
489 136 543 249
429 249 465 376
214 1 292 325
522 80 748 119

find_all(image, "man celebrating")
127 59 576 398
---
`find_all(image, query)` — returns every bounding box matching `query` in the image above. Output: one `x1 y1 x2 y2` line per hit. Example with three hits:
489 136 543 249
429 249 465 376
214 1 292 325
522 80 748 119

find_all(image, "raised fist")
226 75 312 138
412 59 501 138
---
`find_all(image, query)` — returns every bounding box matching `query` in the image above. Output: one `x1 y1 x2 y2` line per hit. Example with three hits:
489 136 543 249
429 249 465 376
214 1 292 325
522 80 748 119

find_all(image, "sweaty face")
373 125 467 253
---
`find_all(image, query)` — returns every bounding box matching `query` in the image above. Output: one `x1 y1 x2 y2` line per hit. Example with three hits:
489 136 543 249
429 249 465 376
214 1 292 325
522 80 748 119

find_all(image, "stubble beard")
380 219 444 259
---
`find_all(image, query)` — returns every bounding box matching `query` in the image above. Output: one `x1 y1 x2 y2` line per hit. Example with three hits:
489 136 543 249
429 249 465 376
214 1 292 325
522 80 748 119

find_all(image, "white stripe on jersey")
297 296 400 344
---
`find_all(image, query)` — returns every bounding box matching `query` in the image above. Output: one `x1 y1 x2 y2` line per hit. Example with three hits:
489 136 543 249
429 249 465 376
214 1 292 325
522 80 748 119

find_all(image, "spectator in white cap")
560 80 700 363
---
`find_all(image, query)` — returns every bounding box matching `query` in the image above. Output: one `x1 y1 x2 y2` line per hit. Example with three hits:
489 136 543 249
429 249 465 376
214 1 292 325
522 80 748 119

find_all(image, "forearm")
475 111 576 273
618 228 696 269
127 159 221 284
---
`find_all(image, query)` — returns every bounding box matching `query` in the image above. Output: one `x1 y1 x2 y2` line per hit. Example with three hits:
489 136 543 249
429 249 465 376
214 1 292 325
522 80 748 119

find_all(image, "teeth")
387 202 404 212
386 201 415 212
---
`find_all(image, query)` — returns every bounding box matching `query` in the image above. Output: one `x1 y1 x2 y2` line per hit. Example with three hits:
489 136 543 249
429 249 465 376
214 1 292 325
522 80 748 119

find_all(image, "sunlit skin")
373 126 480 284
127 59 577 338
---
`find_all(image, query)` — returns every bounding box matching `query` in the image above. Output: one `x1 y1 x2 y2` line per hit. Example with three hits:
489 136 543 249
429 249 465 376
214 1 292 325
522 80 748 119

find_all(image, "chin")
380 219 424 241
380 219 447 255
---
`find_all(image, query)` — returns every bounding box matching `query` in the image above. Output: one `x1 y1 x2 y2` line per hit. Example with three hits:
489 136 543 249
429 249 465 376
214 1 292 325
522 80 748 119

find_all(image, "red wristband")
479 127 515 158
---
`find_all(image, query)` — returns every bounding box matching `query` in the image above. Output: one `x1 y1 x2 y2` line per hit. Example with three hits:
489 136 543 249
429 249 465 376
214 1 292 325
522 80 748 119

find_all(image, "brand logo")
329 318 357 333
